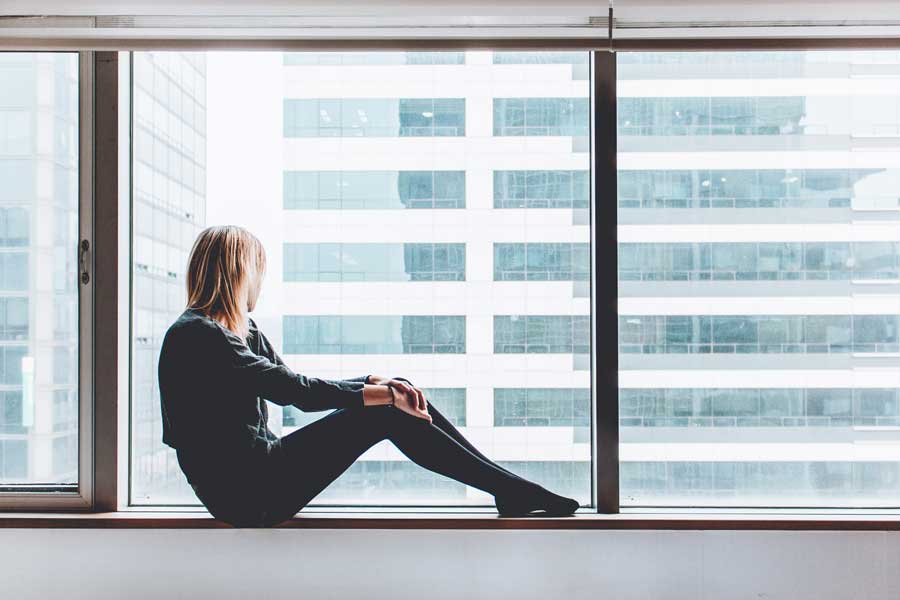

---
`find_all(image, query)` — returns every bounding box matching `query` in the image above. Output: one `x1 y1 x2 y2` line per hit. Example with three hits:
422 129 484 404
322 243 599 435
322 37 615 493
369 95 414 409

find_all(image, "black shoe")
495 493 579 517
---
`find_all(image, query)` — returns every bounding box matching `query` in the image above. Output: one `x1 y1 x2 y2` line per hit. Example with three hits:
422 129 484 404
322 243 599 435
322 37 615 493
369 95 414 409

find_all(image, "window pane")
0 53 79 488
131 51 592 507
618 50 900 508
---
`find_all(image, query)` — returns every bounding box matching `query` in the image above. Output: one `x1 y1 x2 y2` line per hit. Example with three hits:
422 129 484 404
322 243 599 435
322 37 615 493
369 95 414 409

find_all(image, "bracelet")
386 383 397 407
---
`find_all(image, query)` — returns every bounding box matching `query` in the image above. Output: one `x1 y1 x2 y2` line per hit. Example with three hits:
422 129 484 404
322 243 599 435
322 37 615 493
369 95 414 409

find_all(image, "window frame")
2 33 899 518
0 50 94 510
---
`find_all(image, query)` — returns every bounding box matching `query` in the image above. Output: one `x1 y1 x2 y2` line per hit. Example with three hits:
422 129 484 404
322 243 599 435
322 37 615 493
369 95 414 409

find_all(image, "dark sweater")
157 307 368 485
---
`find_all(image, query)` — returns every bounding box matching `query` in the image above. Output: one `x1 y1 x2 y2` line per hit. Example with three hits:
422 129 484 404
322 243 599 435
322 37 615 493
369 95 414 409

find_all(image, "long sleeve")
216 324 365 412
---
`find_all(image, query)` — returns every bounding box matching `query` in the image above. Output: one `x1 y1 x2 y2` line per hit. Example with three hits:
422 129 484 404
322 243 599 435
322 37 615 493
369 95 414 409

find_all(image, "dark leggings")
194 399 539 527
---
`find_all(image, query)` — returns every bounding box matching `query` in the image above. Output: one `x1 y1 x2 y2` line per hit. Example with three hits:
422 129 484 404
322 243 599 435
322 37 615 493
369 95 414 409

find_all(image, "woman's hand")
387 380 431 423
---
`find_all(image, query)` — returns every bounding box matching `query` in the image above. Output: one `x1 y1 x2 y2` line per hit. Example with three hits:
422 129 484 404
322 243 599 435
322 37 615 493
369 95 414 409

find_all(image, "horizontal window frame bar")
8 37 900 52
3 510 900 530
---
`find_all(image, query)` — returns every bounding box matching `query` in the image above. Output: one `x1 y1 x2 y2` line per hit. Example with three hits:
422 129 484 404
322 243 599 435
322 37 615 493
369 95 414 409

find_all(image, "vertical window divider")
92 51 121 511
592 50 619 514
74 50 96 511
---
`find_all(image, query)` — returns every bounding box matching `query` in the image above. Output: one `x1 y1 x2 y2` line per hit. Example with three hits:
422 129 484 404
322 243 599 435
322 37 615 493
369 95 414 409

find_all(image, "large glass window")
618 50 900 508
0 53 79 490
131 50 592 507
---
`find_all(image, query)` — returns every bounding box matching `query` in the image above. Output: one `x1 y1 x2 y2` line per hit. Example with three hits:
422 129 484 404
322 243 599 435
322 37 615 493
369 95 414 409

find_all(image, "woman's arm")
215 324 365 412
254 324 372 386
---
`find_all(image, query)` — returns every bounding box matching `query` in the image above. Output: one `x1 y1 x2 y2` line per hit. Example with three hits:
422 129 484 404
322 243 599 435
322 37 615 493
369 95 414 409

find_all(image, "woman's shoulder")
163 308 228 346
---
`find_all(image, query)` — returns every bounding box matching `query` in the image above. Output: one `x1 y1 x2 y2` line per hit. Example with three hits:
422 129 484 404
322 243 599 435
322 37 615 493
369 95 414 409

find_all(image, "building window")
618 97 806 137
493 170 589 209
494 388 591 427
284 98 466 137
285 243 466 282
494 243 590 281
617 169 882 209
494 316 590 354
283 316 467 354
618 242 900 281
493 98 589 136
619 315 899 354
620 388 900 427
284 171 466 209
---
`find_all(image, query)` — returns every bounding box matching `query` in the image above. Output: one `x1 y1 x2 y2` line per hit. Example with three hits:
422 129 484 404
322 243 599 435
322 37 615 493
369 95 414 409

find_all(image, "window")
617 169 883 209
284 98 465 137
284 243 466 281
131 52 207 505
284 171 466 209
618 50 900 508
494 316 591 354
130 50 591 507
494 243 590 281
493 98 589 136
618 242 900 281
494 170 589 209
283 316 467 355
0 52 80 496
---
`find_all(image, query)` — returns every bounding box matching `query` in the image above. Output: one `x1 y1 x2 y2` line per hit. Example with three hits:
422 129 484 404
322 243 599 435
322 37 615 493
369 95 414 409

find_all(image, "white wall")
2 529 899 599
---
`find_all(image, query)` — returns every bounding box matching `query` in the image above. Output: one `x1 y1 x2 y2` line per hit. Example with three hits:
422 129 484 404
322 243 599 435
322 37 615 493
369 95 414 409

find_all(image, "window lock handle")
79 239 90 285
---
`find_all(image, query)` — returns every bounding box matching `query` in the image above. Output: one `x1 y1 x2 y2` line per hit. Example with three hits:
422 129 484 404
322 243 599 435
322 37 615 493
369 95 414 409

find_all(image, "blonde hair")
186 225 266 341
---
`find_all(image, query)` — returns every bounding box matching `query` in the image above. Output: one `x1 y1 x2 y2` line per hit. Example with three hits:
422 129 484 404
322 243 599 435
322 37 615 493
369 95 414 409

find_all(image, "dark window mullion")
593 51 619 514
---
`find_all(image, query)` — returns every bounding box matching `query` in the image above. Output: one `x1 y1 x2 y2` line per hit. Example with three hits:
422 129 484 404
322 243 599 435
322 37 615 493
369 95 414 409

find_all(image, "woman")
158 225 579 527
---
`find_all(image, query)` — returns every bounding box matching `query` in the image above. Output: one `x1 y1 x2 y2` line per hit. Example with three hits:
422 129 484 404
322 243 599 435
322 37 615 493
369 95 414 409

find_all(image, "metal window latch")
79 239 90 284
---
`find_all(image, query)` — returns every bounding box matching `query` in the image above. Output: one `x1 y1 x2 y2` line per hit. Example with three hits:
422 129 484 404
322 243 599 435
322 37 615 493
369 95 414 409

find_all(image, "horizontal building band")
618 168 889 210
621 387 900 425
619 241 900 282
620 314 900 354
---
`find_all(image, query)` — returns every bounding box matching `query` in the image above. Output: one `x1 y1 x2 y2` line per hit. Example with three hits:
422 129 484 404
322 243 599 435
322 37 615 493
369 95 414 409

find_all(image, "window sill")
2 510 900 530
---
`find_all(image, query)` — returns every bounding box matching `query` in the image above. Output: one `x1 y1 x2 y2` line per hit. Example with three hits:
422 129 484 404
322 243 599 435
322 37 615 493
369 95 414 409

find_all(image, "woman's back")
158 307 276 486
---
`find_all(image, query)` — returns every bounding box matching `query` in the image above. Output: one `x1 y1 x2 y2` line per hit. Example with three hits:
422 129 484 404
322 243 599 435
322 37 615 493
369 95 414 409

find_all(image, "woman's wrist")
362 383 394 407
386 383 397 407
